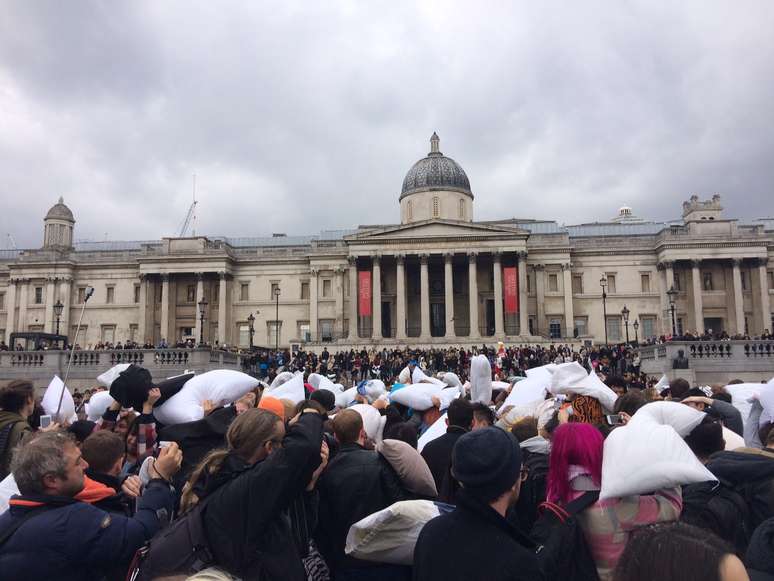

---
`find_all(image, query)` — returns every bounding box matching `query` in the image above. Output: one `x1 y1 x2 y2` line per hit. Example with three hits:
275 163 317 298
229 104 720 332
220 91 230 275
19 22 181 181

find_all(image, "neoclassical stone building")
1 135 773 351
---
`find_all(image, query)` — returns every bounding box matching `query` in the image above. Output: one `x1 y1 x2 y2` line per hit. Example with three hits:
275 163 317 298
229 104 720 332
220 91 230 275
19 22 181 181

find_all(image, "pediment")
347 219 529 241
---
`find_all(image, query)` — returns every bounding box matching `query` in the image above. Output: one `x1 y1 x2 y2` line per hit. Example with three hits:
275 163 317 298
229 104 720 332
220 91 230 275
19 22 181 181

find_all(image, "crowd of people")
0 354 773 580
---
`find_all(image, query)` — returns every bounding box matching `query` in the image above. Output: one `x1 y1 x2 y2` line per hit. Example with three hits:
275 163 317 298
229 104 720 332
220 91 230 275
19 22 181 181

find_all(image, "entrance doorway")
381 302 392 338
704 317 724 334
430 303 445 336
485 300 495 336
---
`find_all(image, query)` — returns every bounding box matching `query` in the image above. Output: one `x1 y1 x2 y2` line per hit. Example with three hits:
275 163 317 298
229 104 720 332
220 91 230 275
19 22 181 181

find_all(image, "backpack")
514 453 549 532
682 480 750 554
126 496 215 581
530 490 601 581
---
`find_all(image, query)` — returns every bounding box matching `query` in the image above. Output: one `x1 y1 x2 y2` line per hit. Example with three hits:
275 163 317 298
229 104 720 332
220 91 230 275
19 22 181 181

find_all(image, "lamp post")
247 312 255 350
197 298 208 346
666 286 678 337
621 305 630 345
599 276 608 345
53 300 64 336
633 319 640 346
274 287 281 352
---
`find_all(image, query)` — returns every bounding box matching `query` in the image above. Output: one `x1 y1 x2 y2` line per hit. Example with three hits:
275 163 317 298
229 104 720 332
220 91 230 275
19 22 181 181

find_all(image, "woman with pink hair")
545 423 682 581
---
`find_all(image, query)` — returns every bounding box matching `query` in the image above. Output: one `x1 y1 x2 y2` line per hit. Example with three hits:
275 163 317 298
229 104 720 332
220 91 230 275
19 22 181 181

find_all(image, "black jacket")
413 489 543 581
421 426 466 503
707 448 774 535
682 480 749 554
200 412 324 581
315 442 407 573
747 517 774 581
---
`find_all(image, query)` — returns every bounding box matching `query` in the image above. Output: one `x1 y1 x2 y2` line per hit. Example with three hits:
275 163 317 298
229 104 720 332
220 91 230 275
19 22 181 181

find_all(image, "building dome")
400 133 473 200
45 197 75 222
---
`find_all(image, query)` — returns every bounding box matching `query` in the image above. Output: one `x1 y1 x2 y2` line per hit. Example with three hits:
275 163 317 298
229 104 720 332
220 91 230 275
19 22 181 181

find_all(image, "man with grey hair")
0 430 182 580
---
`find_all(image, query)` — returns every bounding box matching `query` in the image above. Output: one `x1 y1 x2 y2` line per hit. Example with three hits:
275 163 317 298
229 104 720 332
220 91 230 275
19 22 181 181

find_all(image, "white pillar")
348 257 358 339
59 277 71 341
468 252 479 338
17 279 28 333
534 265 546 336
562 263 574 338
194 273 205 344
493 252 504 337
5 279 17 338
396 254 407 340
310 267 319 342
372 256 382 339
444 252 455 338
759 259 771 334
691 260 705 334
137 275 148 344
44 277 56 333
218 272 228 346
659 261 675 335
160 274 170 343
334 266 344 340
518 252 528 336
420 254 430 339
732 259 745 335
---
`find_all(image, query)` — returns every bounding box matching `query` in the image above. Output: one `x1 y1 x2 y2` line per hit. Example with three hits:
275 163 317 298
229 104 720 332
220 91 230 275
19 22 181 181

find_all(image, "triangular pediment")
346 219 530 241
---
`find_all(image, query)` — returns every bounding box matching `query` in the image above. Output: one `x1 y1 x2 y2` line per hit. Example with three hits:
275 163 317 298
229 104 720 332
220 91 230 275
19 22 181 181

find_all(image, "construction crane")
177 174 198 237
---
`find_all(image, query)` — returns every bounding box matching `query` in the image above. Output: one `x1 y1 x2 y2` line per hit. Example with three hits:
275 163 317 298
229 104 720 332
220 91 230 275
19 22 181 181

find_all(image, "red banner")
503 266 518 313
358 270 372 316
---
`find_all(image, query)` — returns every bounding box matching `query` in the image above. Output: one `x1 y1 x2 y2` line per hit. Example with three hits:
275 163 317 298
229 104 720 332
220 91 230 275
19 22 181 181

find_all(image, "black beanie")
747 518 774 577
451 427 522 502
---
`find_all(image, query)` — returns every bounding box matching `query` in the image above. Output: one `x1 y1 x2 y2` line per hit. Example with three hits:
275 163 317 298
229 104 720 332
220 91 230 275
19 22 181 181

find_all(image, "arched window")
407 200 413 221
459 199 465 219
432 196 440 218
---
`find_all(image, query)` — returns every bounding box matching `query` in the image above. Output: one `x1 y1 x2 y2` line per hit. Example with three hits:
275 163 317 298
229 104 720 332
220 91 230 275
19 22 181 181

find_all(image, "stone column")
44 277 56 333
691 260 705 334
372 255 382 339
759 258 771 334
17 279 28 333
493 252 504 337
468 252 479 338
348 257 358 339
419 253 431 339
534 265 546 336
562 263 574 338
5 279 17 338
160 274 170 342
137 275 148 344
194 273 205 343
517 252 529 336
334 266 345 339
732 259 745 335
218 272 228 346
396 254 407 340
309 267 319 342
444 252 455 338
59 277 71 340
659 261 675 335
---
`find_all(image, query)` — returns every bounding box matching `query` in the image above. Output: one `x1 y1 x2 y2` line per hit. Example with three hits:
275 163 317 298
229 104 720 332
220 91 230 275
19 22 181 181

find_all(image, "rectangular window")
72 325 87 343
34 287 43 304
641 316 657 339
322 279 332 298
548 274 558 293
297 321 311 342
238 324 250 347
0 293 4 310
769 271 774 290
345 275 351 297
606 275 617 294
129 324 138 342
239 283 249 301
77 287 86 304
703 272 713 291
320 319 334 341
186 285 196 303
527 274 535 294
607 316 622 342
301 282 310 300
106 287 115 304
267 321 282 345
571 274 583 295
673 273 682 292
677 317 684 336
528 317 536 335
641 274 651 293
0 329 5 343
270 283 280 299
549 318 562 339
133 285 140 304
573 317 587 337
180 327 193 339
101 325 116 344
212 285 219 304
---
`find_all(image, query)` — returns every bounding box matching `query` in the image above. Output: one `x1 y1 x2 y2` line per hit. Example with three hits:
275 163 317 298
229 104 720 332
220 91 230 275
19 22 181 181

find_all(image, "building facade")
1 135 773 351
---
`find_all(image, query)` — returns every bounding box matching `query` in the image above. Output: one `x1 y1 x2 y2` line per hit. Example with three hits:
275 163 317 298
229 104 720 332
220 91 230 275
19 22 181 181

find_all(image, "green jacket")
0 411 31 479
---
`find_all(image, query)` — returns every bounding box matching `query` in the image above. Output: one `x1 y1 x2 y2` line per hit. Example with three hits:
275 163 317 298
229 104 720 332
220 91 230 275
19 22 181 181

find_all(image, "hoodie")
0 411 30 480
747 517 774 581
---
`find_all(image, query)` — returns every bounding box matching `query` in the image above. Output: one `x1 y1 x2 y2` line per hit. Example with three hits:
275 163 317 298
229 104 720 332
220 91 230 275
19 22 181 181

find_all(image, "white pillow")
96 363 132 388
154 370 259 425
548 363 618 412
600 420 716 500
437 386 460 411
470 355 492 404
500 376 548 412
270 371 295 388
412 367 444 386
359 379 387 402
0 474 19 515
440 372 462 388
757 384 774 427
335 387 358 409
266 372 306 404
85 390 116 422
417 413 447 453
723 426 745 451
724 383 761 425
349 403 385 442
389 384 441 411
629 401 705 437
41 376 77 423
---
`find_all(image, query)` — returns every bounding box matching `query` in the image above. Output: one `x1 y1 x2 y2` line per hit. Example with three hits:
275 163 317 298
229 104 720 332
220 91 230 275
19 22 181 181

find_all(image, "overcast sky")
2 1 774 248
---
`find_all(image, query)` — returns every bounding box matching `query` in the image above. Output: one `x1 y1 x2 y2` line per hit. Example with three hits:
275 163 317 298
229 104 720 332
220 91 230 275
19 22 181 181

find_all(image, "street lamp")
599 276 608 345
274 287 281 352
621 305 630 344
53 300 64 336
247 312 256 350
198 298 208 346
633 319 640 346
666 286 678 337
